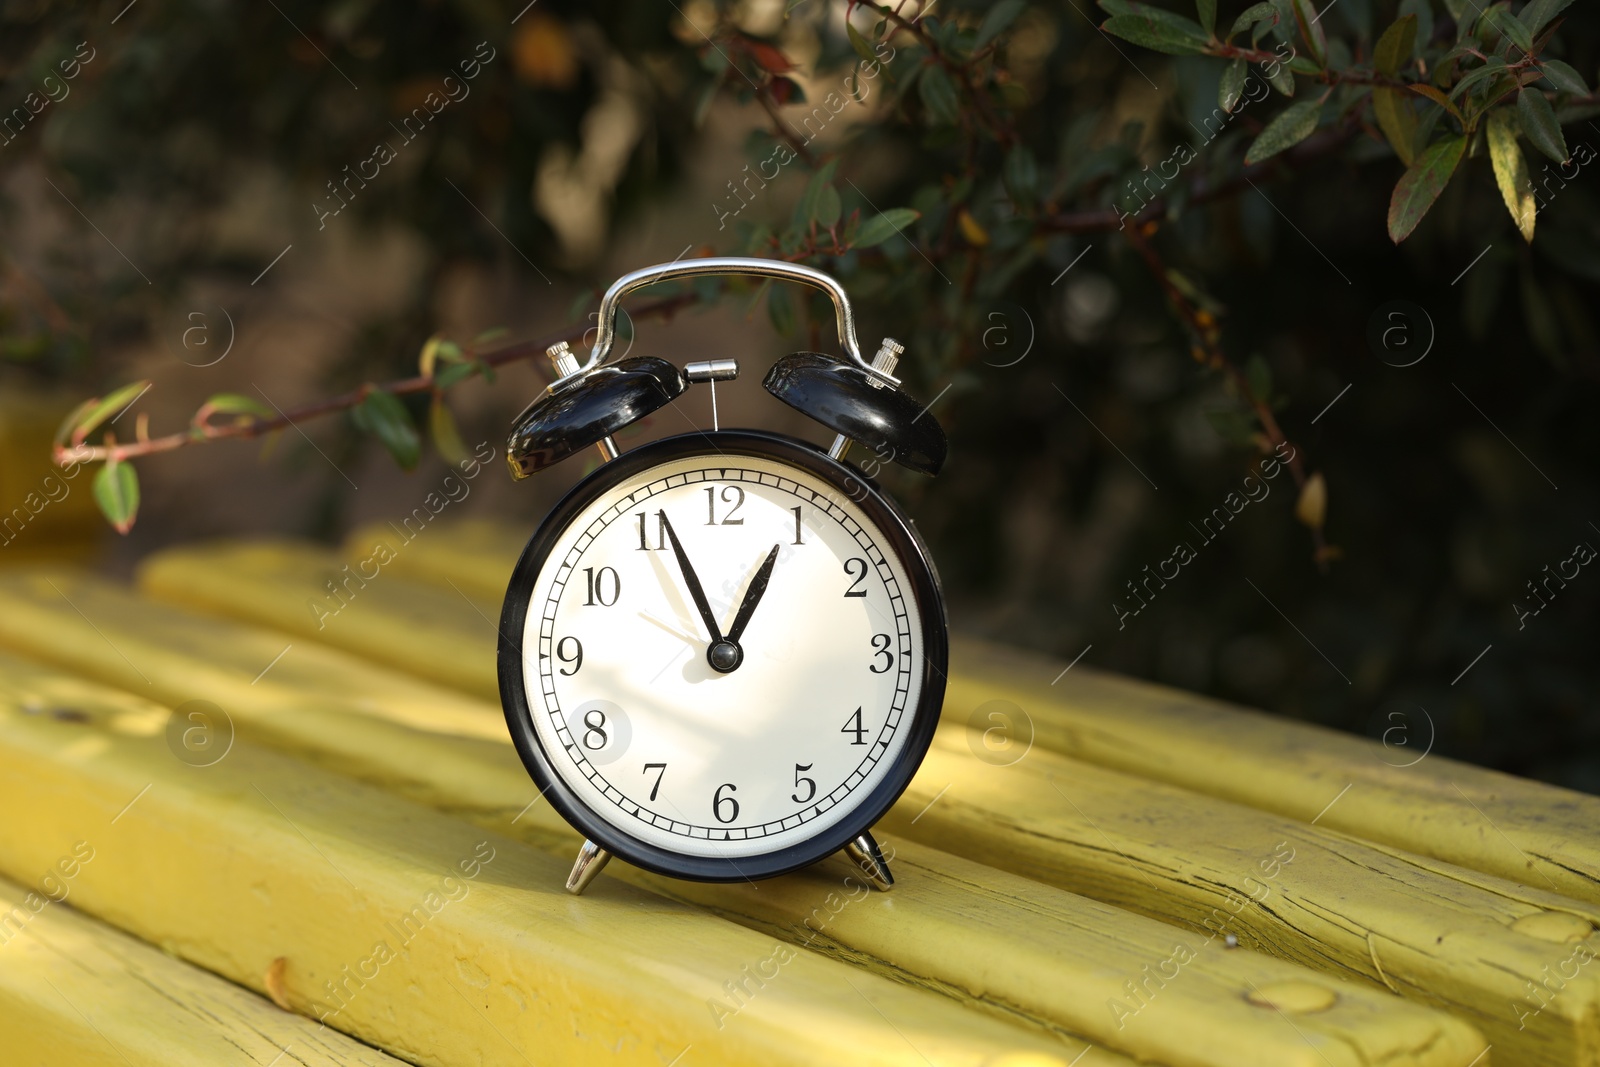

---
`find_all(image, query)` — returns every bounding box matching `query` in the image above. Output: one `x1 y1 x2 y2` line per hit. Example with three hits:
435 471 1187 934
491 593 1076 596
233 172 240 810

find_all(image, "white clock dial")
519 451 925 859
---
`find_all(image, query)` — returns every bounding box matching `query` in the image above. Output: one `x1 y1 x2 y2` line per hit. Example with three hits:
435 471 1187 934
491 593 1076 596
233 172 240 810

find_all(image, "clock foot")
843 831 893 892
565 840 612 895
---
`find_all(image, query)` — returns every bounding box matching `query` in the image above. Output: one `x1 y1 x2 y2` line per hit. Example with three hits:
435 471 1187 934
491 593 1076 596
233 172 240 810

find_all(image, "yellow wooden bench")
0 872 406 1067
0 518 1596 1065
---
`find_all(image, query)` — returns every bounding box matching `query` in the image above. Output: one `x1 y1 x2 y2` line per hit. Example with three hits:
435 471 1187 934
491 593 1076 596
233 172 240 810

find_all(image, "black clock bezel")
497 429 948 883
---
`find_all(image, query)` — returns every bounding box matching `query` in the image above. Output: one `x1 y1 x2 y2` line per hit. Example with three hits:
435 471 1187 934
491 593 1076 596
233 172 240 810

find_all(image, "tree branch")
754 83 817 167
56 293 699 468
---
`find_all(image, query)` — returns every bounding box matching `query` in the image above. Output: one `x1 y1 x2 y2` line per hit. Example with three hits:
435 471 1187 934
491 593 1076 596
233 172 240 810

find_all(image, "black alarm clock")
497 257 948 895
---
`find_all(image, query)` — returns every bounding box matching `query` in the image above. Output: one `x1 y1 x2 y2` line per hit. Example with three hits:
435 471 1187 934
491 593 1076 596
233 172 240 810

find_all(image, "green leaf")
1470 0 1510 35
1517 87 1568 162
1541 59 1590 95
976 0 1028 46
71 380 151 444
1449 58 1508 104
1268 0 1295 36
1290 0 1327 66
846 20 877 62
1373 14 1416 76
1518 0 1575 34
1229 0 1277 37
1101 12 1210 54
1410 99 1444 158
853 208 920 250
1387 134 1466 242
428 395 470 465
791 158 841 232
1487 108 1537 242
1409 83 1464 125
352 390 421 470
418 335 465 377
53 397 98 449
1219 59 1248 112
203 393 273 420
1373 88 1419 165
918 65 962 125
93 460 140 535
815 184 842 228
1196 0 1217 36
1264 60 1296 96
418 335 443 377
434 362 478 389
1245 99 1322 164
1487 7 1533 54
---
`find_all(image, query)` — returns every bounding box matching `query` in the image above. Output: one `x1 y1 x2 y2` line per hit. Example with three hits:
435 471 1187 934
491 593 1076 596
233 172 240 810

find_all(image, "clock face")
500 432 945 878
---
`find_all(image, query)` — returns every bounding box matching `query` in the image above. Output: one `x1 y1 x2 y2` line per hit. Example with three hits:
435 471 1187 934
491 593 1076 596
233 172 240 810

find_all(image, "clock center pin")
707 640 743 673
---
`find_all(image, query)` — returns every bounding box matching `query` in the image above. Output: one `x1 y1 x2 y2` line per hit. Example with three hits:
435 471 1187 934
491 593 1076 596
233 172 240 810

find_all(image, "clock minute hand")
725 544 780 645
658 512 723 644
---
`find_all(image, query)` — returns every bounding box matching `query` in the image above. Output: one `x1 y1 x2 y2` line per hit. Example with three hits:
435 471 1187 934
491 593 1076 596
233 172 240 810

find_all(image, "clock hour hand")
658 512 724 645
725 544 780 646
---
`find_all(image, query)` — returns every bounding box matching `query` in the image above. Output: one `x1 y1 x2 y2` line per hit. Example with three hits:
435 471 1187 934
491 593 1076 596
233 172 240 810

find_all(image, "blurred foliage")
4 0 1600 787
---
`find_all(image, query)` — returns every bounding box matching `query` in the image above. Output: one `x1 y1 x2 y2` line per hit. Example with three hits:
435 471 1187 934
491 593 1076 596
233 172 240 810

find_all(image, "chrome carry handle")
549 257 897 394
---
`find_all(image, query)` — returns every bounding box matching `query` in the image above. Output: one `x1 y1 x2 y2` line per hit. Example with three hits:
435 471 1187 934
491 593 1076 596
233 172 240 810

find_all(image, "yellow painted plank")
0 873 403 1067
140 539 503 701
340 518 1600 907
0 634 1483 1067
142 538 502 702
0 567 525 813
880 726 1600 1067
646 840 1487 1067
0 658 1113 1067
17 567 1485 1066
943 638 1600 904
130 541 1600 1063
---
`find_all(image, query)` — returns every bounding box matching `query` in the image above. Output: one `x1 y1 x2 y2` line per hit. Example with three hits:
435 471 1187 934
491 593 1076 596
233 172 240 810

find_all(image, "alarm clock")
497 257 948 895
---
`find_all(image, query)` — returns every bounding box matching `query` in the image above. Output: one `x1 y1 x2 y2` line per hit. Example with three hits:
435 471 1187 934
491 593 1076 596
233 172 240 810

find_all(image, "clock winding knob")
869 337 903 383
827 338 905 459
546 340 581 378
